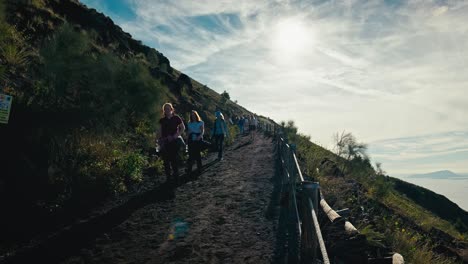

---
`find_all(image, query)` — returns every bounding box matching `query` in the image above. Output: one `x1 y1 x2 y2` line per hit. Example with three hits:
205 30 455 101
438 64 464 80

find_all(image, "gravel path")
64 133 278 264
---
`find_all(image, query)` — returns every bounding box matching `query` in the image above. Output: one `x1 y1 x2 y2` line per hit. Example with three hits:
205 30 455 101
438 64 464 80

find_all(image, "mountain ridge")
409 170 465 179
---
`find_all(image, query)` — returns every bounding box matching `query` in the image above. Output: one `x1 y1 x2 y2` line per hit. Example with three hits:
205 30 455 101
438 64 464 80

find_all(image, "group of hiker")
233 114 258 135
157 103 258 183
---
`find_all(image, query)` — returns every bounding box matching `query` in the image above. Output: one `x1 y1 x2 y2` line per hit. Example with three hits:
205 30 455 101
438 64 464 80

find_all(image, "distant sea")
395 175 468 212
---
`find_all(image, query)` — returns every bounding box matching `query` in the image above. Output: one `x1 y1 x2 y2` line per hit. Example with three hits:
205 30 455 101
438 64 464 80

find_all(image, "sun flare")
273 18 312 57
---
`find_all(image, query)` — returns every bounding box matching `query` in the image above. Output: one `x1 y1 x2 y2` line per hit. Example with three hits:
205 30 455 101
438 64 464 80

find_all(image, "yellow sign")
0 93 13 124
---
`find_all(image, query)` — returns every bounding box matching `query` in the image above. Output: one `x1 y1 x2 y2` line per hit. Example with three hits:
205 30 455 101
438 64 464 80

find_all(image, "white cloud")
82 0 468 174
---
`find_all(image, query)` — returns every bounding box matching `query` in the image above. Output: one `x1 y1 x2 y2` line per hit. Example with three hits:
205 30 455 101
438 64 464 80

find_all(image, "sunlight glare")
273 18 312 58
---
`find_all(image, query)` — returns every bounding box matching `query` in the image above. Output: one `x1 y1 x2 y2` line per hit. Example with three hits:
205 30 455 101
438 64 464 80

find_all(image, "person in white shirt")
187 110 204 174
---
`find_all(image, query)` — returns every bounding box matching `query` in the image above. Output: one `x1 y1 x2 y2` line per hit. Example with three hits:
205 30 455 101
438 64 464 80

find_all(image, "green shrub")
134 119 158 150
38 23 162 129
226 124 238 145
148 157 164 176
1 12 32 84
359 224 386 248
368 175 392 200
116 152 147 184
63 135 147 198
1 44 31 67
390 230 458 264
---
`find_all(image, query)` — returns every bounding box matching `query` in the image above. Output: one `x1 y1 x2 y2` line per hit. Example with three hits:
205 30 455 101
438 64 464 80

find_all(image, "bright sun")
273 18 312 57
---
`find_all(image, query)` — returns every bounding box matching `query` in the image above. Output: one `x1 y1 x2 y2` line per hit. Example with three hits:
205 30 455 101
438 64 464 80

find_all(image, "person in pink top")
158 103 185 183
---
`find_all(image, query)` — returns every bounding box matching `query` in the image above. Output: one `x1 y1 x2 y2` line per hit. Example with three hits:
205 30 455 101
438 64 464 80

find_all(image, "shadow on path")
1 157 224 264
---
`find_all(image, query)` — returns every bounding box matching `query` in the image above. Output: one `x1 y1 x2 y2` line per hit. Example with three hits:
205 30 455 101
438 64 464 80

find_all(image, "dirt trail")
64 133 278 264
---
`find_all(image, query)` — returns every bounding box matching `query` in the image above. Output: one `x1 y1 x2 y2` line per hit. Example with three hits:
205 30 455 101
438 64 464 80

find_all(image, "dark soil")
63 133 278 264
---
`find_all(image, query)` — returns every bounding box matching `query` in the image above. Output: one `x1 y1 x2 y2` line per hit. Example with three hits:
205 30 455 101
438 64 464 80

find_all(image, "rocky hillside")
0 0 253 255
7 0 249 117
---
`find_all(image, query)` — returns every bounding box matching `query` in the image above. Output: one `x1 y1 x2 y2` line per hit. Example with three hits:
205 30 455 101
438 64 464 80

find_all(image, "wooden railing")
259 121 404 264
276 129 330 263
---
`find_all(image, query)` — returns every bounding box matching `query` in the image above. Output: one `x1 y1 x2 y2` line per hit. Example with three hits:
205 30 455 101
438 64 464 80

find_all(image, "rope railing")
259 121 404 264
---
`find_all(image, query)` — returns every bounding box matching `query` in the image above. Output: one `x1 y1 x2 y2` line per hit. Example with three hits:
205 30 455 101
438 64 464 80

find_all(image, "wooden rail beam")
368 253 405 264
344 221 359 235
319 198 342 223
393 253 404 264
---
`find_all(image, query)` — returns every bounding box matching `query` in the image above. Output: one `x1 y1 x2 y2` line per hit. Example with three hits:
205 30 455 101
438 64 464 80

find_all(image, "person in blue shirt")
212 112 229 160
237 115 245 135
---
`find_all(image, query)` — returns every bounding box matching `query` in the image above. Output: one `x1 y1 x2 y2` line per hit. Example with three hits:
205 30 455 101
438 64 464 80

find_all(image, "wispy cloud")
369 131 468 174
80 0 468 174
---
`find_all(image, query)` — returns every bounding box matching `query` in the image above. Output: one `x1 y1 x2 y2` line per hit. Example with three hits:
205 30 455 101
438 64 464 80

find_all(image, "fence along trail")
270 123 404 264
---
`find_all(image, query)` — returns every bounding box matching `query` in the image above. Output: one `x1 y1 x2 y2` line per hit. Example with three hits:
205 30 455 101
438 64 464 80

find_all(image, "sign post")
0 93 13 124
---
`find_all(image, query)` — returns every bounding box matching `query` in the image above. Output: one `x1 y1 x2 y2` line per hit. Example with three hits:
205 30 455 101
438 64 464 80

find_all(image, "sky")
80 0 468 176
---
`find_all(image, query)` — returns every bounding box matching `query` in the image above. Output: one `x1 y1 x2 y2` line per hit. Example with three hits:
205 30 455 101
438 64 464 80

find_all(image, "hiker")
214 107 221 120
158 103 185 183
186 110 204 175
243 116 250 135
237 115 244 135
249 115 258 140
212 112 229 160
